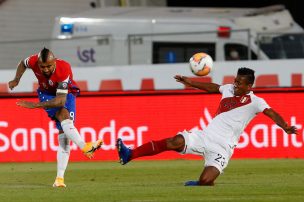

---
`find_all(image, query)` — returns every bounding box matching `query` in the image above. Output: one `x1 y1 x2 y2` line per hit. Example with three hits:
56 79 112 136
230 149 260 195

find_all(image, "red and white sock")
131 138 168 159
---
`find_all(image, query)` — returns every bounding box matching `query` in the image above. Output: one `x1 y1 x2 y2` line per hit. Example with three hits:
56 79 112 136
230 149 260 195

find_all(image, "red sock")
131 138 168 160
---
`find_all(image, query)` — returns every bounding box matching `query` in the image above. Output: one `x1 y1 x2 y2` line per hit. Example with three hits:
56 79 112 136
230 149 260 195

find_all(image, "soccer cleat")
184 180 200 186
116 138 131 165
53 177 66 188
82 139 103 159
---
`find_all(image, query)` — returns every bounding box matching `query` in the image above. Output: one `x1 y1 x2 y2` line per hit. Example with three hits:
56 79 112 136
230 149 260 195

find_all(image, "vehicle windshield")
259 33 304 59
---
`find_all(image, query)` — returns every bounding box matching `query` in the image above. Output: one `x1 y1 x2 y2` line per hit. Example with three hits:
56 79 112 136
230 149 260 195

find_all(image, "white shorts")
178 130 230 173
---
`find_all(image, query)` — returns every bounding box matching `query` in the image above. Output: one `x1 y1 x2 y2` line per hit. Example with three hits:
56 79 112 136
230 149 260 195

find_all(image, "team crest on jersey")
62 82 68 89
48 80 54 86
240 96 249 103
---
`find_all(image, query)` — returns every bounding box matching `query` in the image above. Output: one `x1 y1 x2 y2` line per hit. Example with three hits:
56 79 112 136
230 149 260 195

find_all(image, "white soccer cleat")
53 177 66 188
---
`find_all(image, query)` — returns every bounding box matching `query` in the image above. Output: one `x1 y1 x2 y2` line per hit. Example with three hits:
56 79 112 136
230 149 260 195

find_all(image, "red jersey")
24 54 79 95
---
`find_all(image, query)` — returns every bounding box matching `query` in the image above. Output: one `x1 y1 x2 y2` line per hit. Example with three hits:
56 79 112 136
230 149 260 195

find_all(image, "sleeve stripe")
24 57 30 68
63 76 70 83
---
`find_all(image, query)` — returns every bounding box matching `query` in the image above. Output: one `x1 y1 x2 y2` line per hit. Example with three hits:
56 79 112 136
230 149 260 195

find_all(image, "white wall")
0 0 166 69
0 0 166 42
0 0 93 69
2 59 304 93
0 0 93 41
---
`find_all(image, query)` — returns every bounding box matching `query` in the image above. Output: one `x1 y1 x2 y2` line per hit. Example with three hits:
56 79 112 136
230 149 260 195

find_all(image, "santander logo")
191 108 303 149
0 120 148 152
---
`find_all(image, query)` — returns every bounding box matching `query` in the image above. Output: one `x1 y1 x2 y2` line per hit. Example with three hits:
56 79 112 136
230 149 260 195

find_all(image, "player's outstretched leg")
82 139 103 159
60 117 103 159
116 138 132 165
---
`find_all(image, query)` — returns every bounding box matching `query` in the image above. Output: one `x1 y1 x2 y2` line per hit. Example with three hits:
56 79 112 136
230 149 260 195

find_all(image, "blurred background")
1 2 304 201
0 0 303 92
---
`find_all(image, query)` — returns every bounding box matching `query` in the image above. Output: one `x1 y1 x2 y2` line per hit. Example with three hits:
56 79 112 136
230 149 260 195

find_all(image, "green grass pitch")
0 159 304 202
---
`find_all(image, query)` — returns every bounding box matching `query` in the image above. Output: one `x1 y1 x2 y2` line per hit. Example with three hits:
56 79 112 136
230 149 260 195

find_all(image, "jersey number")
70 112 75 121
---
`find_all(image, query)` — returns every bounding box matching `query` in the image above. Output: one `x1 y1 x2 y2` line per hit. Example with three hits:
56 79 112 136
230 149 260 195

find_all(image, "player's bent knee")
167 135 185 151
55 108 71 122
199 166 220 186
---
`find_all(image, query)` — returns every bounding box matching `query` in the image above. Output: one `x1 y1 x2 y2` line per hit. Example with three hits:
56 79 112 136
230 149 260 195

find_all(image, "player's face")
233 75 252 96
38 60 56 77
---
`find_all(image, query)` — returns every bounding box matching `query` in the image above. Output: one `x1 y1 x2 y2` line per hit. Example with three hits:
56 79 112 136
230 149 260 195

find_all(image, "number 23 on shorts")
214 153 226 167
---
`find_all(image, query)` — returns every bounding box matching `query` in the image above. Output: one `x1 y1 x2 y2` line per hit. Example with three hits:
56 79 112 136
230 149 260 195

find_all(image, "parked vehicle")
50 5 304 67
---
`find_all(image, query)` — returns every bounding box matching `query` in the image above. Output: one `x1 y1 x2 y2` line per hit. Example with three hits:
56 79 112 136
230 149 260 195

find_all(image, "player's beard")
43 72 51 78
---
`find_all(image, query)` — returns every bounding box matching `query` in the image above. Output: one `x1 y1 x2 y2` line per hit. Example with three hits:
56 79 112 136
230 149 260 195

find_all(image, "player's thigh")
37 90 58 119
56 108 70 121
55 94 76 121
64 93 76 121
178 130 205 155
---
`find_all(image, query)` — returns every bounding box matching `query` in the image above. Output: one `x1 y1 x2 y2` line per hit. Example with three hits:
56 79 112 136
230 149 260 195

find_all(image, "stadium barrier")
0 88 303 162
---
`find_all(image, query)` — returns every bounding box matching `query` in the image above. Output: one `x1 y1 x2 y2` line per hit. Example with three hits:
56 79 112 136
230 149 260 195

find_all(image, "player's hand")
284 126 298 135
174 75 192 87
16 99 39 109
174 75 184 82
175 75 188 83
8 79 19 90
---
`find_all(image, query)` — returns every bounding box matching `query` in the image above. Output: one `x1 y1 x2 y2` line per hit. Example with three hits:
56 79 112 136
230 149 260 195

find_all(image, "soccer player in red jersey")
117 67 298 186
8 48 103 188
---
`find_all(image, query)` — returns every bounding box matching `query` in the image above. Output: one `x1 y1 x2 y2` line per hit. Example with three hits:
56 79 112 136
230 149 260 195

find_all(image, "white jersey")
202 84 270 156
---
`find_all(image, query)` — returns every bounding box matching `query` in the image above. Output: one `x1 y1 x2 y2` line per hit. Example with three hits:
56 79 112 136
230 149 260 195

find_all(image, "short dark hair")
38 47 51 63
237 67 255 84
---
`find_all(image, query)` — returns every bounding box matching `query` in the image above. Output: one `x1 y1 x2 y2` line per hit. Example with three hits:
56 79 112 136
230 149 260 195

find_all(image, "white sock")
57 133 70 178
61 119 85 149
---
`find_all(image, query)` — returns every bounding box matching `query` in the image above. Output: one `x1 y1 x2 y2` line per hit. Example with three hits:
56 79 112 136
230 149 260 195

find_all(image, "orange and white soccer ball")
189 52 213 76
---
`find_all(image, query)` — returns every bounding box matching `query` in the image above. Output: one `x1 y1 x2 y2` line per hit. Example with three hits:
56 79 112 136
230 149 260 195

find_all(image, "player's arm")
17 82 68 109
37 92 67 109
8 60 27 90
174 75 220 93
263 108 298 134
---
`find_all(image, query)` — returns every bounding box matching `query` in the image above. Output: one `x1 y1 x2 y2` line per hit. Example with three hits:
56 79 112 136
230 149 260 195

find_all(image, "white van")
51 5 304 67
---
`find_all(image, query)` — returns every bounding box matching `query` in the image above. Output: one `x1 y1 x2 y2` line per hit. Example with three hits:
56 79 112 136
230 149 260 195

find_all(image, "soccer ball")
189 52 213 76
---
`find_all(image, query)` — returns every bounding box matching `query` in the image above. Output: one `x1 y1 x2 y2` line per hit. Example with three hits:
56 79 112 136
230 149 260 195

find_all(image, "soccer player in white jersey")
116 67 298 186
